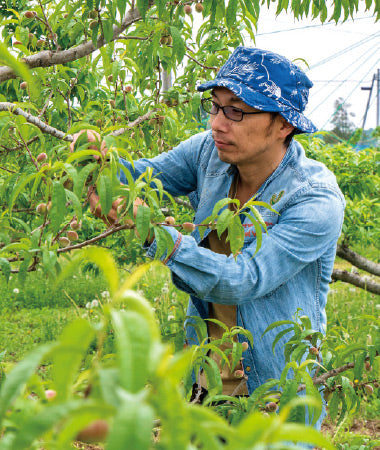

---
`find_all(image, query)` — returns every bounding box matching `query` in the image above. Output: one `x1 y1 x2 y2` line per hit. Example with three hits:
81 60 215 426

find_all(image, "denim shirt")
119 130 345 395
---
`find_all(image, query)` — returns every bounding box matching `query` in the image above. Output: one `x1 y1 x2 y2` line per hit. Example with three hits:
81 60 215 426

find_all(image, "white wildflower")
86 302 91 309
138 289 144 296
161 287 169 294
101 291 110 298
375 304 380 310
13 288 19 294
348 287 356 293
91 299 99 308
168 314 175 321
154 297 159 303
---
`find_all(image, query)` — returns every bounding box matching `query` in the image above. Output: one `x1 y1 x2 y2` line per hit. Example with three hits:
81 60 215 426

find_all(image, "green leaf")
74 162 98 198
98 172 113 216
262 320 295 337
216 208 234 238
271 327 294 354
51 319 95 401
170 26 186 62
112 310 152 393
0 343 55 424
226 0 238 28
9 173 37 213
0 258 11 283
136 0 149 20
135 205 151 244
227 215 245 256
107 391 154 450
51 182 67 233
117 0 126 18
102 18 113 42
65 190 82 220
82 247 120 295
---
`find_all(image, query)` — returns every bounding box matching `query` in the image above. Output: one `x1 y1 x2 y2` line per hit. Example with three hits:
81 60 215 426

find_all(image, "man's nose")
210 108 230 131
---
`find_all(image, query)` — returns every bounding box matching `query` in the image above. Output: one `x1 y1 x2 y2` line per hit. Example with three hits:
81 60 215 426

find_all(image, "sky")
250 4 380 131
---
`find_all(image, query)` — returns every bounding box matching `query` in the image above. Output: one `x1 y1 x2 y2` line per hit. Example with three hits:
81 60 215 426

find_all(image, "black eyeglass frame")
201 98 268 122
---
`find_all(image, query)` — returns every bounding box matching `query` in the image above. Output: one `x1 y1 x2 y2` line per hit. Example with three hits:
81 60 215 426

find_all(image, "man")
78 47 345 421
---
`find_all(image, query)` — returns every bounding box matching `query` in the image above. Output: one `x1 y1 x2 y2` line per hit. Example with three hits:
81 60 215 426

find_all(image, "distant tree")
330 97 356 140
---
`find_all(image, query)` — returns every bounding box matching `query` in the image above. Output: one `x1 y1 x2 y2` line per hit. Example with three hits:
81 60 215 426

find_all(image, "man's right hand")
69 129 108 160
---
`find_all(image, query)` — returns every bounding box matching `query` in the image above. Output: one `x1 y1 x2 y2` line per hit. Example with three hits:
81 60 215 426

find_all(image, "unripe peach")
70 219 82 230
265 401 278 412
323 388 332 402
365 361 372 372
184 4 192 15
24 11 36 19
160 35 168 45
45 389 57 400
13 40 23 46
233 369 245 379
36 203 47 214
165 216 175 225
36 39 45 47
59 237 70 247
131 132 136 139
195 3 204 13
182 222 195 232
63 13 69 18
109 99 115 108
76 419 109 443
37 152 47 162
139 129 144 138
89 20 98 30
28 33 34 41
67 230 79 242
309 347 319 356
241 341 249 352
107 74 113 82
364 384 374 395
20 81 28 89
124 85 133 93
167 35 173 45
89 10 98 19
47 32 57 40
96 119 102 127
373 382 379 388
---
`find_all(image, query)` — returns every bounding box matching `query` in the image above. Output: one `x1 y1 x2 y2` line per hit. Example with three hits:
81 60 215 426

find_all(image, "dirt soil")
321 418 380 447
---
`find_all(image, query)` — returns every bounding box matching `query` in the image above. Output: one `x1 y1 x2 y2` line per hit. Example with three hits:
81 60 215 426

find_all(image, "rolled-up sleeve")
146 185 345 305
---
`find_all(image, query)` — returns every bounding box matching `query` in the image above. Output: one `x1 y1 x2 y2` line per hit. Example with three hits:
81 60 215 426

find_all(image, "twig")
17 132 39 170
38 91 53 119
110 110 158 137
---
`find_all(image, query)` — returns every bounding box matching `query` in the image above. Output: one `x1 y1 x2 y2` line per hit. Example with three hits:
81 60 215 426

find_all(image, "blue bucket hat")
197 47 317 134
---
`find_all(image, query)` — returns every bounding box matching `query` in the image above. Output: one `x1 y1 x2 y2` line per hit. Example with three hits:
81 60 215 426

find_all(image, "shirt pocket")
242 211 279 249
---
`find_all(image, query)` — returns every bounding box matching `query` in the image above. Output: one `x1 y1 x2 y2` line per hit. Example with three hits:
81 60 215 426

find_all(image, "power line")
307 32 380 70
308 45 379 115
255 16 373 36
321 57 380 129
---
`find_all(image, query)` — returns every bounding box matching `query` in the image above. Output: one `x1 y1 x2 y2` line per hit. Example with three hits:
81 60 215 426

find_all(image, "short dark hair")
269 112 297 147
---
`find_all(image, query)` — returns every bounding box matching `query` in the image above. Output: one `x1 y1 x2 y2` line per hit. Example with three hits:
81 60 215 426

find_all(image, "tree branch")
0 102 71 141
332 269 380 295
336 244 380 277
297 362 355 393
0 6 145 83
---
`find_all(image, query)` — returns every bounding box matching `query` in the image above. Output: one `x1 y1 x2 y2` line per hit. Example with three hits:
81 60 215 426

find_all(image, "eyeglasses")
201 98 267 122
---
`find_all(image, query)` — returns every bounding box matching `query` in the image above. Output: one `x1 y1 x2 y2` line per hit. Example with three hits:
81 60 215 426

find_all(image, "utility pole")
361 69 380 129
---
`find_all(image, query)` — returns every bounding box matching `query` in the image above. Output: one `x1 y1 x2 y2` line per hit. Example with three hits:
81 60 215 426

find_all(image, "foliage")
300 133 380 251
0 248 337 449
328 98 356 141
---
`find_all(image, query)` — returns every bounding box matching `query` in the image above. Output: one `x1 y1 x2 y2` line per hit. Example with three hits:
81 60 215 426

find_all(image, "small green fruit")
20 81 28 89
36 203 47 214
36 39 45 47
70 219 82 231
364 384 374 395
241 341 249 352
233 369 245 379
182 222 195 232
37 152 47 162
107 74 113 82
24 11 36 19
59 237 70 247
309 347 319 356
76 419 109 443
89 10 98 19
195 3 204 13
165 216 175 225
265 402 278 412
184 5 192 15
67 230 79 242
124 85 133 93
89 20 98 30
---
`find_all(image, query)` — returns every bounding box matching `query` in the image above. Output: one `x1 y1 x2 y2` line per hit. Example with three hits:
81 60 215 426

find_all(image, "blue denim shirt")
119 130 345 395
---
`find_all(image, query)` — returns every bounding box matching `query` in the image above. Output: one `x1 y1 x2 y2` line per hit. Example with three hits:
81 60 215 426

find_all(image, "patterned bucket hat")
197 47 317 134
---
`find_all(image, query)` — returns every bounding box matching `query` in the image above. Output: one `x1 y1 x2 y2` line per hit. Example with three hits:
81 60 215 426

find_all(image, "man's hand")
70 130 108 159
87 187 155 243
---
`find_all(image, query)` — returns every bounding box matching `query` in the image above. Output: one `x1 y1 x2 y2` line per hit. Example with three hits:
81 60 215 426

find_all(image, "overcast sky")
251 5 380 131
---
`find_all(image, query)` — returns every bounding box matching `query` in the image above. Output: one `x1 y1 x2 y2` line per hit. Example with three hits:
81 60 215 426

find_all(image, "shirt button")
245 366 251 372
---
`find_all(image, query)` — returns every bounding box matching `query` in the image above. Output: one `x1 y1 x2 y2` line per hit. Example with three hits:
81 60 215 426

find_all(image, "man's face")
209 87 291 168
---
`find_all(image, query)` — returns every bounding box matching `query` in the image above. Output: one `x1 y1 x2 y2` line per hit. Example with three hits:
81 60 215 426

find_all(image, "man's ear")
278 116 295 138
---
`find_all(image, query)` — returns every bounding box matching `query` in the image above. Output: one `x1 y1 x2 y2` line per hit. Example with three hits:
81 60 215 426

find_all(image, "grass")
0 259 379 448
